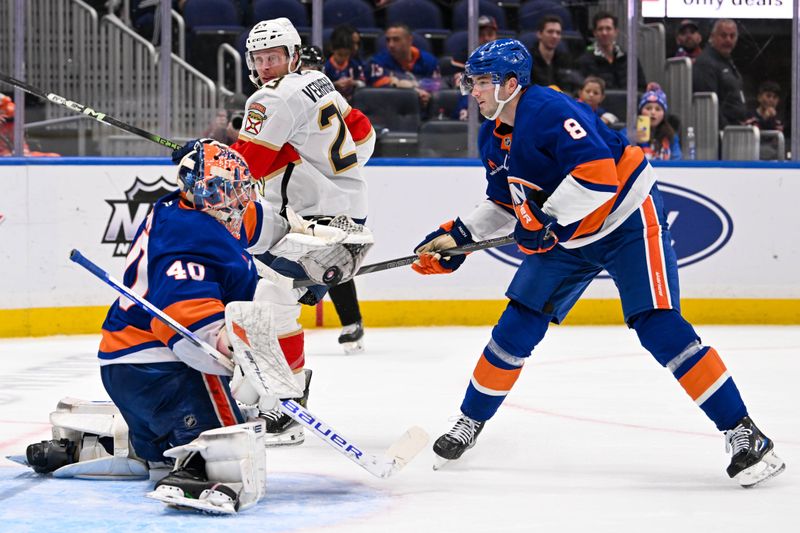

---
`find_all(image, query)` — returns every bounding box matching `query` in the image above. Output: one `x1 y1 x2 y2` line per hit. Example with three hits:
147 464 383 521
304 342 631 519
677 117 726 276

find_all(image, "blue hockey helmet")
463 39 532 91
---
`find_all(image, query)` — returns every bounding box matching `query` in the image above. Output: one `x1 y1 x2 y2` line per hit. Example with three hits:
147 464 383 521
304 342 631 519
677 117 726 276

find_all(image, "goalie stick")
292 234 516 288
69 249 428 478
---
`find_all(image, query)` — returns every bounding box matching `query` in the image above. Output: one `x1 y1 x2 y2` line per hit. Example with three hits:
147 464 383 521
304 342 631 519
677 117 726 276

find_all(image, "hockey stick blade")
70 249 427 479
292 234 515 288
280 399 429 478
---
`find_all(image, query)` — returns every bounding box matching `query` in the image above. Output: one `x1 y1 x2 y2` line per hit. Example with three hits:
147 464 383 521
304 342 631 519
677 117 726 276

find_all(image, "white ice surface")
0 326 798 533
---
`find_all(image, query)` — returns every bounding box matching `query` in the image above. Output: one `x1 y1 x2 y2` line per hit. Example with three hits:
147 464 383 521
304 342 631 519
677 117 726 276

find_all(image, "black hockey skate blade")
5 455 30 467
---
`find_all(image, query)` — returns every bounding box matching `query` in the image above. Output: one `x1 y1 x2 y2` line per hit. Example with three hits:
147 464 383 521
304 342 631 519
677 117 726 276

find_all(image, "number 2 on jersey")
318 103 358 174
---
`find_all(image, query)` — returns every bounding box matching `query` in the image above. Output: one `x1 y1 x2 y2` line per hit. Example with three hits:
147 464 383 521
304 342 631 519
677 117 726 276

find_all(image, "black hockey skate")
148 453 239 514
724 416 785 487
432 414 485 470
338 320 364 354
260 369 312 446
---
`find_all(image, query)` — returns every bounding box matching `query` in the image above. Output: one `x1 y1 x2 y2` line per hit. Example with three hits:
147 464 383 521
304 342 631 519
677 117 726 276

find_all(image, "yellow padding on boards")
2 299 799 338
304 299 800 327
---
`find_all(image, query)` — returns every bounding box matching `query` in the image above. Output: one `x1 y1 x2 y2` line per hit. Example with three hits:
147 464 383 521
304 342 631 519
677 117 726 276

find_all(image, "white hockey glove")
268 207 348 261
296 215 374 285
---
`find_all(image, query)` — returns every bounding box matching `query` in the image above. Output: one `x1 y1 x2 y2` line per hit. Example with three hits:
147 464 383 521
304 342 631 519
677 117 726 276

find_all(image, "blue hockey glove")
412 218 473 275
513 200 558 254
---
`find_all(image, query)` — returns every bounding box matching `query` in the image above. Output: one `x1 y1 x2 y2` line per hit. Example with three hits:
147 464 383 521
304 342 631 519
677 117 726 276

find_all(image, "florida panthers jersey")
98 191 274 375
231 69 375 219
463 86 656 248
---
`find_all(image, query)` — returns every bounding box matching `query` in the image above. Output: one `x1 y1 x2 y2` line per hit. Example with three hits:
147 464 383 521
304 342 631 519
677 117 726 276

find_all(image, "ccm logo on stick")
487 183 734 270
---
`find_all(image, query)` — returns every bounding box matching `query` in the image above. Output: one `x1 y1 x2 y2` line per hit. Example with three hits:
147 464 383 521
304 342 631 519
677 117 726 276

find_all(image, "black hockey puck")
323 266 342 286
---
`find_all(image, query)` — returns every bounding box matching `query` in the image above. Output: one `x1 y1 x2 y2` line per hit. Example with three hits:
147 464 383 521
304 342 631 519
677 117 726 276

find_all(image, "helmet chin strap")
484 83 522 120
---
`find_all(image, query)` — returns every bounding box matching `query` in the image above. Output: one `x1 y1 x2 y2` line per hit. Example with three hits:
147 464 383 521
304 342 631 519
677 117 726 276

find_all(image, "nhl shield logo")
103 177 176 257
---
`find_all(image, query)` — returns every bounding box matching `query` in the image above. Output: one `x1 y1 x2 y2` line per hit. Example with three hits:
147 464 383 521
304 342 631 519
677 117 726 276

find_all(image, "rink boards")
0 158 798 337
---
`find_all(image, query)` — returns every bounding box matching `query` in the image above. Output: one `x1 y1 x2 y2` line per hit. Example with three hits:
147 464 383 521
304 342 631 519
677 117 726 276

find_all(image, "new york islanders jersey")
231 69 375 219
463 86 655 248
98 191 275 375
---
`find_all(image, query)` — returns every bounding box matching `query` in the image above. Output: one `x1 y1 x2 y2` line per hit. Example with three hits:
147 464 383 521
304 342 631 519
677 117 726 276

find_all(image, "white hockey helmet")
246 17 302 88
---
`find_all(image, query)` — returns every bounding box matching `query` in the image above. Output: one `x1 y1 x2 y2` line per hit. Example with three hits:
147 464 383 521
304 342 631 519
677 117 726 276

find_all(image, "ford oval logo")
486 183 734 270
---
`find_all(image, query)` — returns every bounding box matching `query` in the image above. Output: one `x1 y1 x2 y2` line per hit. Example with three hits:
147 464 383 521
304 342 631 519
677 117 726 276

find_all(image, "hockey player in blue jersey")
22 140 369 513
412 39 784 487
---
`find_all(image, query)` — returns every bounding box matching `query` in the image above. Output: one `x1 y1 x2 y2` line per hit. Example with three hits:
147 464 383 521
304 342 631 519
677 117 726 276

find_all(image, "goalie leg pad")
226 301 304 401
24 397 148 480
147 421 267 514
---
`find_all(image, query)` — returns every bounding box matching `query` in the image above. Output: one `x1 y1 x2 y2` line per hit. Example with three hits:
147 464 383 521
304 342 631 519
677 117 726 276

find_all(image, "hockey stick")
69 249 428 478
292 233 516 288
0 72 181 150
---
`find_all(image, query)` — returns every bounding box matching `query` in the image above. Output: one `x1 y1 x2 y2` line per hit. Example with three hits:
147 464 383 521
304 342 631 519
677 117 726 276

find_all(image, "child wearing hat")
637 82 682 160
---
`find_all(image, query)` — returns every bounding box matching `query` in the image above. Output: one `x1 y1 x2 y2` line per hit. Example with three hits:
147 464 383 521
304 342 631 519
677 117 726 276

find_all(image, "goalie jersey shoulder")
98 192 258 363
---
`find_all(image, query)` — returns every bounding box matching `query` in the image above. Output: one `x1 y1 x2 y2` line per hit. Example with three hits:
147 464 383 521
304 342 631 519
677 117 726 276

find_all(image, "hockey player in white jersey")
230 18 375 442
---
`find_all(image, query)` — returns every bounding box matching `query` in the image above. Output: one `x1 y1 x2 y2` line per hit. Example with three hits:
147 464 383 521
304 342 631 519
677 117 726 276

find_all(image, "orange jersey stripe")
203 374 238 426
571 146 646 240
570 157 618 187
642 197 671 309
678 348 728 401
242 201 259 244
151 298 225 345
100 325 159 353
472 354 522 393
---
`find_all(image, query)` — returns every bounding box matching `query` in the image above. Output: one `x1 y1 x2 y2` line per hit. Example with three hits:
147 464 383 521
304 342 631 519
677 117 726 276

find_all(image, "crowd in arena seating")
2 1 787 160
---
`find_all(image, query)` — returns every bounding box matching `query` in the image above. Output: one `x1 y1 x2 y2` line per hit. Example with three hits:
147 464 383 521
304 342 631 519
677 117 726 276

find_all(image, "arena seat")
428 89 463 120
249 0 308 28
451 0 507 30
323 0 377 30
352 87 420 156
518 0 574 31
386 0 443 31
418 120 468 158
182 0 245 78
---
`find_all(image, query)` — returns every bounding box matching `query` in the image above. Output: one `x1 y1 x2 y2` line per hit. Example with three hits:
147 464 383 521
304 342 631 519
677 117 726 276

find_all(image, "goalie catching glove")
412 218 474 275
270 207 374 286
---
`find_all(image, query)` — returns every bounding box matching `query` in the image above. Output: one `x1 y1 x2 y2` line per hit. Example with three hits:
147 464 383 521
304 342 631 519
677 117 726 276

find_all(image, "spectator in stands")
576 12 646 90
0 92 59 157
451 16 501 120
478 15 498 46
367 23 440 108
201 93 247 146
577 76 618 126
325 25 367 102
350 26 364 62
673 19 703 62
635 82 682 161
530 15 577 92
693 19 746 129
744 80 785 159
744 80 784 133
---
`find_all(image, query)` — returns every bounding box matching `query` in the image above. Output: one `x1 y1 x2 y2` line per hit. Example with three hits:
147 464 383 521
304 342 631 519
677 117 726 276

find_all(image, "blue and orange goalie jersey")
480 85 656 248
98 191 265 375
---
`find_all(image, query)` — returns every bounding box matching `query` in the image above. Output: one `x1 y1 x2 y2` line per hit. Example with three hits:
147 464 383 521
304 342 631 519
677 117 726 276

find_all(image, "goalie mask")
177 140 256 238
246 17 302 88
